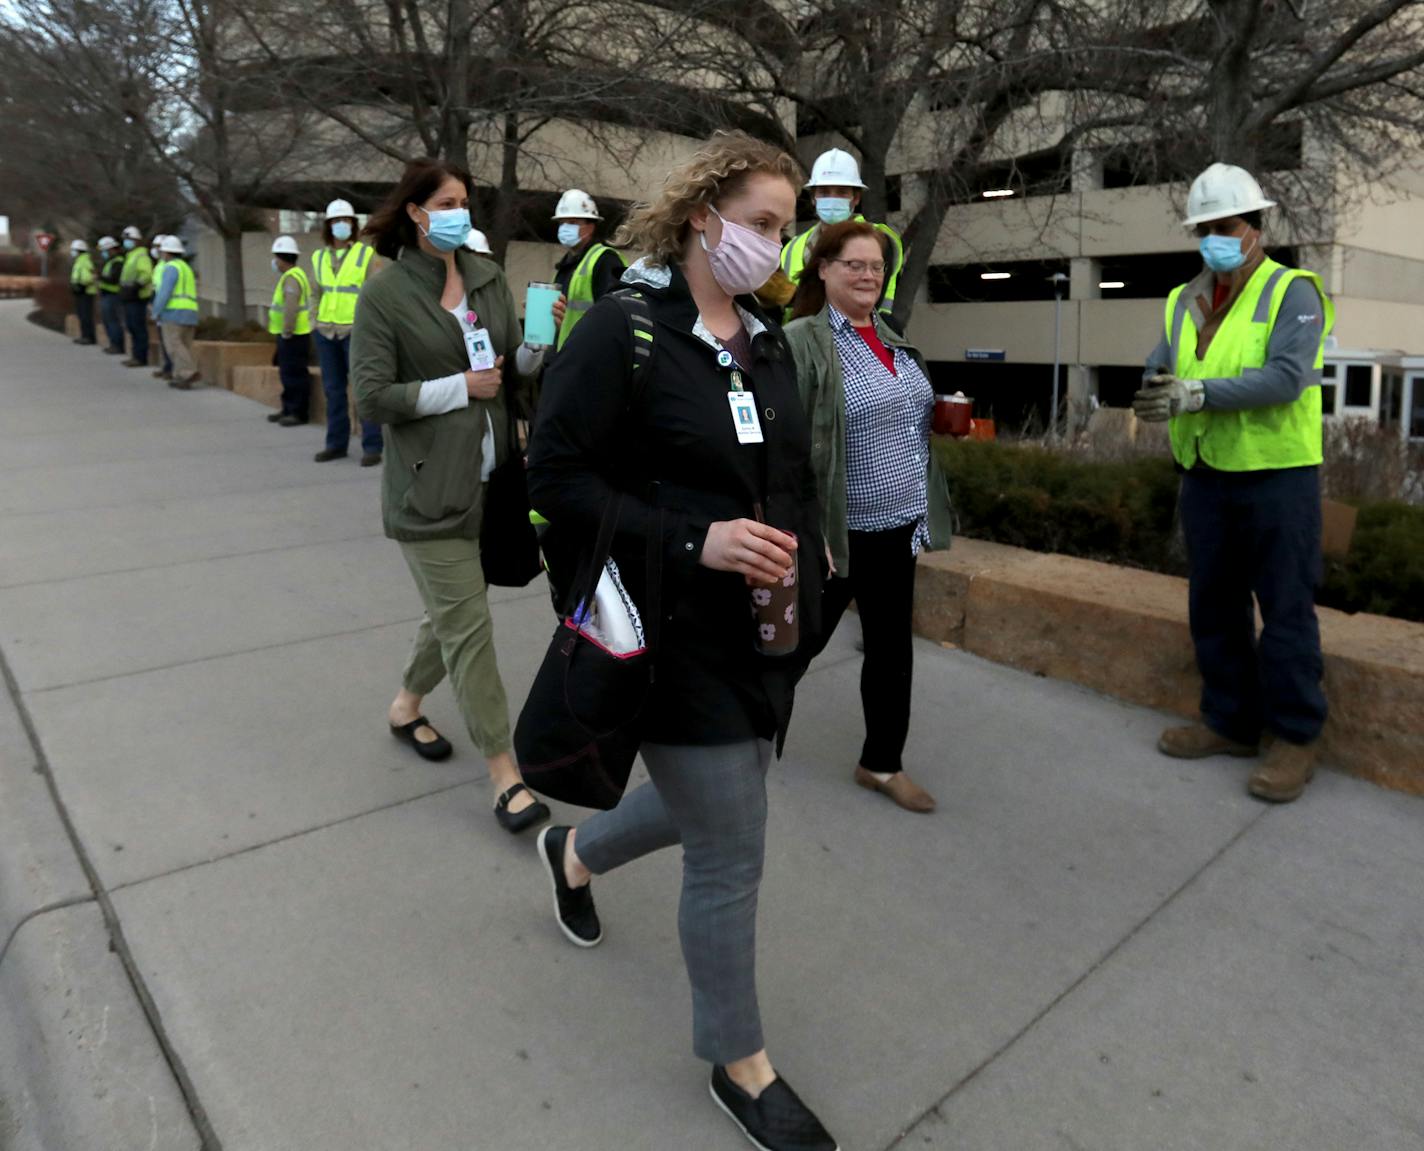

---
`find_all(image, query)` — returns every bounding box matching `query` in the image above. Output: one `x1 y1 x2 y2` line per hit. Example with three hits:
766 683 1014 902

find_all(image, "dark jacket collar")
623 258 780 346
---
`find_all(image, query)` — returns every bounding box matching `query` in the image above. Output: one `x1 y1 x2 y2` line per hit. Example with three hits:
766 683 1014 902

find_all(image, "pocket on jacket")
400 425 481 522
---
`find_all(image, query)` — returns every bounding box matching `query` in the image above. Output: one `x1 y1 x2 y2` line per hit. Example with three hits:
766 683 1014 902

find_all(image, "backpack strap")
609 287 657 403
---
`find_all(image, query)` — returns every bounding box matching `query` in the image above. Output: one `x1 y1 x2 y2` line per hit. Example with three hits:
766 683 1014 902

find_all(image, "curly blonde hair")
615 130 804 266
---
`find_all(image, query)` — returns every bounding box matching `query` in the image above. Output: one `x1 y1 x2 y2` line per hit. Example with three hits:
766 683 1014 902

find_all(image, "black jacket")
527 260 825 749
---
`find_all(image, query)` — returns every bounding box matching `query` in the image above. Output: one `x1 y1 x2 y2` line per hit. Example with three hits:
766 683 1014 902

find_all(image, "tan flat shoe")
854 765 936 813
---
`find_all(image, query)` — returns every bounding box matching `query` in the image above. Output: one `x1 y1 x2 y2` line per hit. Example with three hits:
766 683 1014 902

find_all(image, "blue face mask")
1199 232 1255 273
556 222 584 248
815 197 853 225
122 238 136 250
418 206 471 252
331 221 352 242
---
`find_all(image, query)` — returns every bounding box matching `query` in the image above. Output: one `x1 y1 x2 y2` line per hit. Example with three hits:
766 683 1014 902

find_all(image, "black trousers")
1179 465 1327 746
73 292 95 342
809 523 918 773
276 334 311 420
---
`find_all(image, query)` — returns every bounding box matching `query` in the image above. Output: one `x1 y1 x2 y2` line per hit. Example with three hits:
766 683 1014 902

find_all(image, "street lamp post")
1049 272 1069 438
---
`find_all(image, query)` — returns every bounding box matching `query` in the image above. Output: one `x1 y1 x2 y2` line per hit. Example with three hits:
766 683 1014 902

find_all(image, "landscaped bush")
0 253 40 275
29 277 74 328
935 437 1424 624
195 315 274 343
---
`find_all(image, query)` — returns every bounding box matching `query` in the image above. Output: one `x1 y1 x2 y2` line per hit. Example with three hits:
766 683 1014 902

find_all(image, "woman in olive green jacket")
783 220 952 816
352 158 550 834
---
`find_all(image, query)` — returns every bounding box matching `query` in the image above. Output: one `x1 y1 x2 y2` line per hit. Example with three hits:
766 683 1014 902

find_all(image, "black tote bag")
479 395 543 588
514 494 661 810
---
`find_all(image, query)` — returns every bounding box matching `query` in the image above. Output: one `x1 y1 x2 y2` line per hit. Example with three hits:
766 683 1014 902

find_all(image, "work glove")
1132 374 1205 422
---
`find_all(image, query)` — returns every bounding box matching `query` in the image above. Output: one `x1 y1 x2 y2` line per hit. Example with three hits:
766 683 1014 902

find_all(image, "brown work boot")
1248 739 1317 803
1157 724 1259 759
853 765 936 813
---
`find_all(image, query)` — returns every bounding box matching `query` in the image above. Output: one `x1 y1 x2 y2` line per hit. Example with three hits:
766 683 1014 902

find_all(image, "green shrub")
195 316 274 343
1320 502 1424 623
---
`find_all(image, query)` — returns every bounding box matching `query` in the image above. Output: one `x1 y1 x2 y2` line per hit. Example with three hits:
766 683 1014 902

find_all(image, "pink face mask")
699 206 782 297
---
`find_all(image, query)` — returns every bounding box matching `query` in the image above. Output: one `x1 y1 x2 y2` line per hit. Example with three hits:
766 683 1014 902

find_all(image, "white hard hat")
70 239 87 252
97 235 118 250
464 227 493 254
150 234 168 249
325 198 356 220
552 189 600 221
122 224 143 240
1182 163 1276 227
161 235 185 255
806 148 867 190
271 235 301 256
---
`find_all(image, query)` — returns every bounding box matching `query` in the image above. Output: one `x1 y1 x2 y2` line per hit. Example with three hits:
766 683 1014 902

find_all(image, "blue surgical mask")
331 221 352 242
418 206 471 252
815 197 853 225
556 222 583 248
122 239 136 250
1200 232 1256 274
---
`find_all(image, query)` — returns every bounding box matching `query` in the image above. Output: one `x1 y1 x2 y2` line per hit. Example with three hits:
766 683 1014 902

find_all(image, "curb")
913 539 1424 797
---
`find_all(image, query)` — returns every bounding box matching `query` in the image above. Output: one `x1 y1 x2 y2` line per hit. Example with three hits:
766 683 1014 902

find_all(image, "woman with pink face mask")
527 131 839 1151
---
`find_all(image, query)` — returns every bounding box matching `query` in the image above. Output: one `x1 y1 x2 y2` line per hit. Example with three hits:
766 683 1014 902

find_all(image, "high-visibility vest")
163 258 199 314
780 215 904 314
151 258 167 310
70 252 96 295
1165 258 1334 472
556 242 627 350
120 248 154 299
268 266 312 335
99 255 123 293
312 241 374 326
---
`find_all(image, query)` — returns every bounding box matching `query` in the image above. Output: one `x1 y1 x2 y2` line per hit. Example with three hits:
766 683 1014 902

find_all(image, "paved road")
1 300 1421 1151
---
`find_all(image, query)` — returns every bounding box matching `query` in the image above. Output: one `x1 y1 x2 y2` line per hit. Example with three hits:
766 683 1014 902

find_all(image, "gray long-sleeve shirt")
1144 274 1326 411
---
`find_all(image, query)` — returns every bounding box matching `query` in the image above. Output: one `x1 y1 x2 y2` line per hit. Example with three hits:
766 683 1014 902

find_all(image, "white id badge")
727 391 764 444
464 327 497 372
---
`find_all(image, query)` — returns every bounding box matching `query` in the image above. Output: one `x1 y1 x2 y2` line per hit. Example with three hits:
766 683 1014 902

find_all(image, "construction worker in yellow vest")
780 148 904 328
150 235 175 380
311 199 383 465
68 239 98 345
118 224 155 368
96 236 127 354
152 234 201 389
1134 163 1334 804
268 235 313 427
549 189 626 351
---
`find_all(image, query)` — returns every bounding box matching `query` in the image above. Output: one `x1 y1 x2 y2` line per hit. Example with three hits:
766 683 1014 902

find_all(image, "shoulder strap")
609 288 657 404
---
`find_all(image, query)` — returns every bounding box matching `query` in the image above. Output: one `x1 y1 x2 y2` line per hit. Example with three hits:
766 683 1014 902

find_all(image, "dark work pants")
1179 465 1327 746
73 292 95 342
808 523 919 774
276 334 311 421
122 298 149 363
99 294 124 349
315 332 382 455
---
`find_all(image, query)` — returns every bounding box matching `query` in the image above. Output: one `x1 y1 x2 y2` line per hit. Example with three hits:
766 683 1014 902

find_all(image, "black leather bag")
479 395 543 588
514 494 661 810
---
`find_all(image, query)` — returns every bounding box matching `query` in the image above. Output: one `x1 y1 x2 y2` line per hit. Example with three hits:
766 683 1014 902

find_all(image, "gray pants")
576 739 772 1064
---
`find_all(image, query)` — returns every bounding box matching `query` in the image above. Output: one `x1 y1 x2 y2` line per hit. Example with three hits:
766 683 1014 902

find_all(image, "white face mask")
271 257 281 274
557 222 583 248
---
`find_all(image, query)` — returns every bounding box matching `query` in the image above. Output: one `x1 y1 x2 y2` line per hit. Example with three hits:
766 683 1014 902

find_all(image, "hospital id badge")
464 327 497 372
728 391 764 444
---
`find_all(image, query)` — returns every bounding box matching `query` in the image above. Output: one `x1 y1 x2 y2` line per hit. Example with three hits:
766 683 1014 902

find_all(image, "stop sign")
34 232 55 252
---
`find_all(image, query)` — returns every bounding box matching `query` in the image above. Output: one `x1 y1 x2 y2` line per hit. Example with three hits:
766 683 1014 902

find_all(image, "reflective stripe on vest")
1165 258 1335 472
555 242 627 350
70 252 94 292
165 259 198 312
779 215 903 313
121 249 154 298
99 256 123 293
269 266 312 335
312 242 373 325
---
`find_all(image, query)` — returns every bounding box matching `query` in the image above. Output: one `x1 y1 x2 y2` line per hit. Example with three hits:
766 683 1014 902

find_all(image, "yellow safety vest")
1165 258 1334 471
312 241 374 326
99 256 123 293
780 215 903 315
70 252 96 295
556 242 627 350
163 258 198 314
268 266 312 336
120 248 154 299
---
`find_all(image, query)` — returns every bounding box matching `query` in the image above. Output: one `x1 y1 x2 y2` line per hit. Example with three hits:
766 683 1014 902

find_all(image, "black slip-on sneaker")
710 1066 838 1151
536 826 601 948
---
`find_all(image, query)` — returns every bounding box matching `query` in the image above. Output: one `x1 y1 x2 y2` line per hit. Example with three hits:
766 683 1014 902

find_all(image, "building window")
1344 364 1374 408
1382 371 1404 426
1321 384 1338 417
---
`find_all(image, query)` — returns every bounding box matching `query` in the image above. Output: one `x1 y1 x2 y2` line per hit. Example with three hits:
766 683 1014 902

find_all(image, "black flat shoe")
536 825 601 946
389 716 453 762
710 1066 839 1151
266 411 284 423
495 782 550 835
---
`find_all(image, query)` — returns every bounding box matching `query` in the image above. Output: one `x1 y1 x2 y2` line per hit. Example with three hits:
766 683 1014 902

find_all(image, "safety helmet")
122 224 143 240
150 234 168 250
161 235 185 255
1182 163 1276 228
464 227 493 254
552 189 600 221
271 235 301 256
325 198 356 220
806 148 867 190
97 236 118 250
70 239 88 252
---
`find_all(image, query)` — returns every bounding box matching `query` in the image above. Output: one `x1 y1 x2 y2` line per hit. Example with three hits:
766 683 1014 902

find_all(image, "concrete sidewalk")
1 299 1421 1151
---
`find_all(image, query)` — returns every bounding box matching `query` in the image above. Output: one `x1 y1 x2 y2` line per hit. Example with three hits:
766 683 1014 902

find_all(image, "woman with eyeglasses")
784 219 953 815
